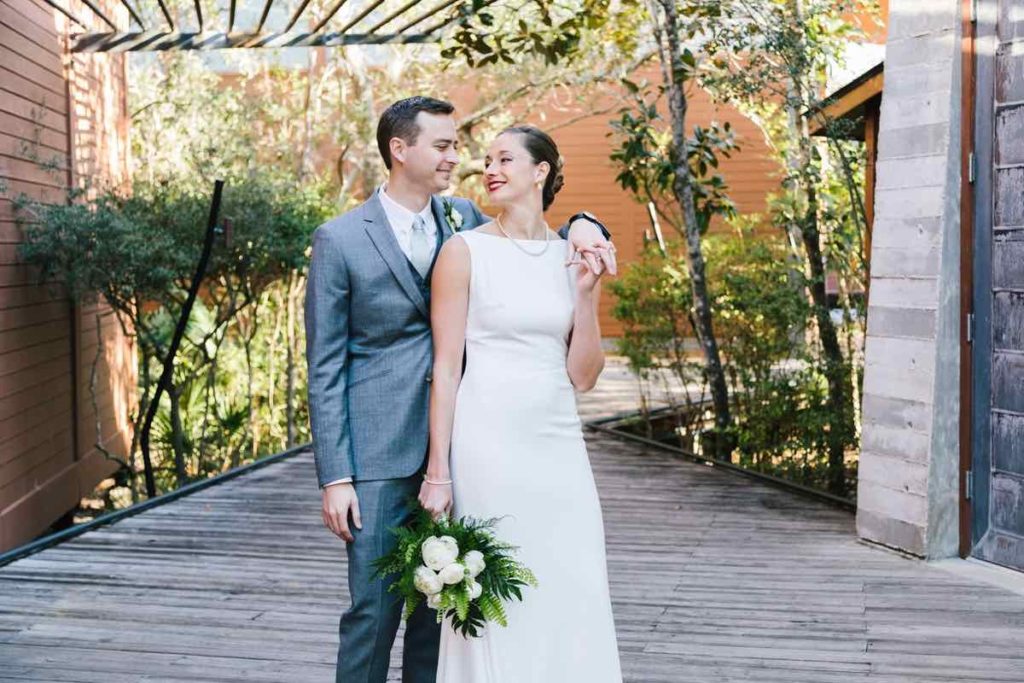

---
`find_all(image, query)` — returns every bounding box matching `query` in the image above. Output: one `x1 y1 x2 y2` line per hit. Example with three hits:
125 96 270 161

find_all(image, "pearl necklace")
495 212 551 257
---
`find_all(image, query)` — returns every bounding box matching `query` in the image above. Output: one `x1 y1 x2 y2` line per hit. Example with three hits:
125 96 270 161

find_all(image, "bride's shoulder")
435 232 472 280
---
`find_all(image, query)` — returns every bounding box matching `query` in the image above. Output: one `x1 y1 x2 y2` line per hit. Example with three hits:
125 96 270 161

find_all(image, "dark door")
971 0 1024 570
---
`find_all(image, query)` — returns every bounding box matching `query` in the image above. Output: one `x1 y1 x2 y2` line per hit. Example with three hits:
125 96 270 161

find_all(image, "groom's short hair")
376 96 456 170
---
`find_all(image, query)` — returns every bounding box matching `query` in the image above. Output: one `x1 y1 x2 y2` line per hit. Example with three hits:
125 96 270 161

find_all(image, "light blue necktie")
410 214 434 280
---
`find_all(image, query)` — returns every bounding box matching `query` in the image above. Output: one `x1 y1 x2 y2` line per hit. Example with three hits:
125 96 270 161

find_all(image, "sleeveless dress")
436 230 622 683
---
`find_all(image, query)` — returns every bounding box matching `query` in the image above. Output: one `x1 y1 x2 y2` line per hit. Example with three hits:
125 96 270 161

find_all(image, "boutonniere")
442 197 464 232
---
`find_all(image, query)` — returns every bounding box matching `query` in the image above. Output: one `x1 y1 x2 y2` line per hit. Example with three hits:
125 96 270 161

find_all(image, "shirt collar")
378 184 434 230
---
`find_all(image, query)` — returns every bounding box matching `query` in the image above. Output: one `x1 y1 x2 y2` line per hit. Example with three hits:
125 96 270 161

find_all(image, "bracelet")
424 475 453 485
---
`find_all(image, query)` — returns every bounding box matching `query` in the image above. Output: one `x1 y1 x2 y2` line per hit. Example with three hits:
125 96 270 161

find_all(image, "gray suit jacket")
304 193 489 486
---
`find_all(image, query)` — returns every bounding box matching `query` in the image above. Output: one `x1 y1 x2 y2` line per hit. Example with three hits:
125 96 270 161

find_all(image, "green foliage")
14 172 336 500
441 0 614 67
610 83 739 237
610 229 858 497
373 507 538 638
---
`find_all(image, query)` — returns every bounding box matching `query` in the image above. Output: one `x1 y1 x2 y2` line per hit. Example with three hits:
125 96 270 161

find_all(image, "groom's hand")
566 219 617 277
322 482 362 543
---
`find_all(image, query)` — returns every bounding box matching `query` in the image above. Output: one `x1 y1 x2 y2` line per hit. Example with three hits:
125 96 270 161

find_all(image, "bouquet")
373 506 538 637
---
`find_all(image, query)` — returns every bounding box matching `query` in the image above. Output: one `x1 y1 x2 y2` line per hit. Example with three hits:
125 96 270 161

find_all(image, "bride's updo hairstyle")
501 125 565 211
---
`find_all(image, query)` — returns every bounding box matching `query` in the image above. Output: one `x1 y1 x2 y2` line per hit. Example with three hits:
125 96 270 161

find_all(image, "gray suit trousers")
336 473 440 683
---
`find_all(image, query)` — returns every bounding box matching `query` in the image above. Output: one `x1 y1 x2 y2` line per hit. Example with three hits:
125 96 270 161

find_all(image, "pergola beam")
71 30 433 53
39 0 88 29
338 0 387 33
120 0 145 29
418 0 499 35
79 0 119 30
155 0 175 30
67 0 495 53
365 0 419 34
284 0 314 32
310 0 350 34
396 0 465 33
254 0 274 32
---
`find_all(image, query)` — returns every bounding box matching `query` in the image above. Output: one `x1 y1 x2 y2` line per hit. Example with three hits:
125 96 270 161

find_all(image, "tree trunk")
168 382 188 489
656 0 733 459
799 176 854 493
285 271 301 447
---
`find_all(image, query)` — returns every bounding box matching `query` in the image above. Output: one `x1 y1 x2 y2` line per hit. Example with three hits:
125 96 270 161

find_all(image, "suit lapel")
432 195 454 242
363 193 429 319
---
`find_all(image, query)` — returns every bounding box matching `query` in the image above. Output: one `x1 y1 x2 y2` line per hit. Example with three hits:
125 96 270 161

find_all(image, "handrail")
585 413 856 511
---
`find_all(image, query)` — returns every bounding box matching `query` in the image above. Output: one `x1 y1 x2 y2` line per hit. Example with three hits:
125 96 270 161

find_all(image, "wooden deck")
3 365 1024 681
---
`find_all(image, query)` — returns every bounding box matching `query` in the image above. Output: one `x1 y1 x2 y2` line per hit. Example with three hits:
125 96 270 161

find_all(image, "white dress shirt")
321 186 438 489
377 184 439 262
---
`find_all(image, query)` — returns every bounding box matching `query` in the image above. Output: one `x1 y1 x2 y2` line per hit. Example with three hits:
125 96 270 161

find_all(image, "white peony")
438 562 467 585
465 577 483 600
426 592 442 609
422 536 459 571
413 566 443 595
463 550 486 578
438 535 459 555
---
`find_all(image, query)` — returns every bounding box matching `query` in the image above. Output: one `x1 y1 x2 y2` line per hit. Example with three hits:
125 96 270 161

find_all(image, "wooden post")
863 97 880 307
958 0 977 558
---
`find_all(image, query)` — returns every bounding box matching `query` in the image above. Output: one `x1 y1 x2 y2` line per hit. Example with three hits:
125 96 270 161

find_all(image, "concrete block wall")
857 0 963 558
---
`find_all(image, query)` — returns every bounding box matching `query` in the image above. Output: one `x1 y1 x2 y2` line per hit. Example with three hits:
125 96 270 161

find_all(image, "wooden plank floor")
3 364 1024 681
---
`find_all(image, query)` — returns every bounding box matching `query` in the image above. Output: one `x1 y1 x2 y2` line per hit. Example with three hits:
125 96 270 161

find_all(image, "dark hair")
376 96 455 170
501 125 565 210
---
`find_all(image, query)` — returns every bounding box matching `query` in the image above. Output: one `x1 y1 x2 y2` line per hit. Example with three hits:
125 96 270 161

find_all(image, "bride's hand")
572 247 609 295
418 480 453 520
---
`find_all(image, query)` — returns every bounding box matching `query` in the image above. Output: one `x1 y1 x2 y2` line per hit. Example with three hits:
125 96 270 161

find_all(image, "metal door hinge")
966 312 975 343
968 152 976 184
965 470 974 500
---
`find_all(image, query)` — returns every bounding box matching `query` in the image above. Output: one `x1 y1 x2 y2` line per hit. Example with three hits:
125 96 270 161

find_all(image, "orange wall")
0 0 135 552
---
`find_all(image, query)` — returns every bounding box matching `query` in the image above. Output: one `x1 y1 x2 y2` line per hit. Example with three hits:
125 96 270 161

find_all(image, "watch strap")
567 211 612 240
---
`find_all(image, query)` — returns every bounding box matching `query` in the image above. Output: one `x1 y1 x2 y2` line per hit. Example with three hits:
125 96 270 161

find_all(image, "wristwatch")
566 211 612 240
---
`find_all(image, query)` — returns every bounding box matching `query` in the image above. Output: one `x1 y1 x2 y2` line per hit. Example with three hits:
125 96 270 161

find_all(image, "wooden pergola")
40 0 490 52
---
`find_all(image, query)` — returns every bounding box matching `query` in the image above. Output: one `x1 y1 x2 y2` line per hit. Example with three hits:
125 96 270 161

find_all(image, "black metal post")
138 180 224 498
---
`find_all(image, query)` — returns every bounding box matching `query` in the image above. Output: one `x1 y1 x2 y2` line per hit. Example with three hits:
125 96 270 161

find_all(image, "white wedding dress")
436 230 622 683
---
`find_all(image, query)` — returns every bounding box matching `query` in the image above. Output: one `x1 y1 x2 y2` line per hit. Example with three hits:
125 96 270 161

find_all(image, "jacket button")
426 374 433 383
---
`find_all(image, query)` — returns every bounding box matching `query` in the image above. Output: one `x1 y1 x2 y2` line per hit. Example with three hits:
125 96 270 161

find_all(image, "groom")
305 96 614 682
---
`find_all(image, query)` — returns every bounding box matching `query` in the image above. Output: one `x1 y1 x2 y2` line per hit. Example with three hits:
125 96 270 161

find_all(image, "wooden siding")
0 0 134 552
973 0 1024 570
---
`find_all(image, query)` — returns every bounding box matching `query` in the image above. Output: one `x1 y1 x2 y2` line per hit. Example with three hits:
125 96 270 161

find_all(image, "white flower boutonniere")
442 198 464 232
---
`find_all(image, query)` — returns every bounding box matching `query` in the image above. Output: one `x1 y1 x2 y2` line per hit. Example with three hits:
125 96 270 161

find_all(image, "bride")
418 125 623 682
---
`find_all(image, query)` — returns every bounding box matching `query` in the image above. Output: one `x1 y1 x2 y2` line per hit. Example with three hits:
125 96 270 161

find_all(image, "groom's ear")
389 137 407 166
